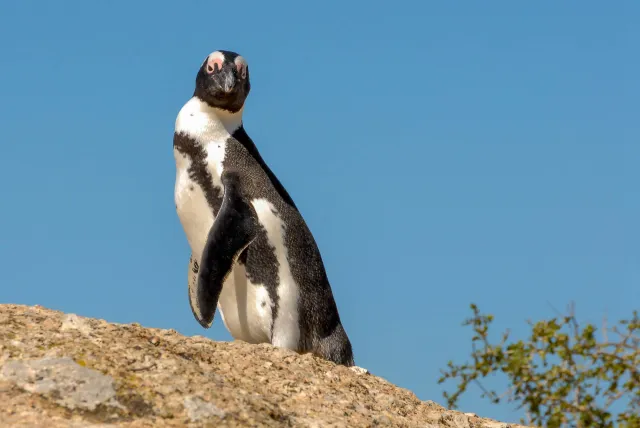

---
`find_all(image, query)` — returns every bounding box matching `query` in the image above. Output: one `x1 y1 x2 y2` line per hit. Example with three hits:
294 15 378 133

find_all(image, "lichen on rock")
0 356 121 411
183 395 226 422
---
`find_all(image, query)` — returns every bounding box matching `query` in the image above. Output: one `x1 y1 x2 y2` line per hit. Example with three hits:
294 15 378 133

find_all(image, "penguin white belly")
217 264 274 344
174 148 274 344
250 198 301 350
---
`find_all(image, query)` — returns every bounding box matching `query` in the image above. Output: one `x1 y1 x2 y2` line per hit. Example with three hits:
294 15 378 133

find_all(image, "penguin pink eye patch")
206 56 224 74
235 60 247 79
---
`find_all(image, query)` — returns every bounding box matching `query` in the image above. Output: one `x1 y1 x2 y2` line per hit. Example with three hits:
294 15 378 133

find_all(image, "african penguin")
173 50 355 366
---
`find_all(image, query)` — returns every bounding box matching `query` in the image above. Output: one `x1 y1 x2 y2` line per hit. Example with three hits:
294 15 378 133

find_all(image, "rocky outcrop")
0 304 530 427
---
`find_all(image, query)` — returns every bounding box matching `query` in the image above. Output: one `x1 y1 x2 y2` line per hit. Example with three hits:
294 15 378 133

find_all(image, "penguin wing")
187 254 201 322
192 170 258 328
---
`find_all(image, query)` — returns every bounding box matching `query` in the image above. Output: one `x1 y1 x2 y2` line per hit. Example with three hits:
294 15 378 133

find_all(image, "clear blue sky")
1 1 638 423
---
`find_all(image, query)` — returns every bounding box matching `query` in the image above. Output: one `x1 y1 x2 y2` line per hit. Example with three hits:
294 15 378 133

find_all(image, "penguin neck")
176 97 244 142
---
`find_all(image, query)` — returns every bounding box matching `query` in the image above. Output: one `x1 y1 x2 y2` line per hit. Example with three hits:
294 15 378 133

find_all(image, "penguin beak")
221 68 237 93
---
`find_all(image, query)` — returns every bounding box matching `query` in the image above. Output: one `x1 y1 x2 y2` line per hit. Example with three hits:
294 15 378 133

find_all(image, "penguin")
173 50 355 366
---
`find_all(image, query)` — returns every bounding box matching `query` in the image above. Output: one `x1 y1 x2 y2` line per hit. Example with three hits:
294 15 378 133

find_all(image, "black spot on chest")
174 133 223 214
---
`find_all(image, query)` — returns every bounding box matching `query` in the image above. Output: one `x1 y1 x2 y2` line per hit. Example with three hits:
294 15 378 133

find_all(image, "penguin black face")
193 50 251 113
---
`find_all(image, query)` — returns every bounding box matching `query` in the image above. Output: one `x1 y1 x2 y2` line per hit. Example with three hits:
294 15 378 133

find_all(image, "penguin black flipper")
187 254 201 323
193 171 258 328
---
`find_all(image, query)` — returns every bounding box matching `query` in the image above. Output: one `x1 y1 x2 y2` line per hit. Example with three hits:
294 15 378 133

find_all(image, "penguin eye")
235 57 247 79
236 63 246 78
206 56 224 74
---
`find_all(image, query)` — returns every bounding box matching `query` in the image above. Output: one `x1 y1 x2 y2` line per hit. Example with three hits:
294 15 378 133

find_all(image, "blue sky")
1 1 638 423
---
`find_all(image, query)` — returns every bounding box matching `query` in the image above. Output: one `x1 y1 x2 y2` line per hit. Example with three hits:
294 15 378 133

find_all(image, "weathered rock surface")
0 304 531 427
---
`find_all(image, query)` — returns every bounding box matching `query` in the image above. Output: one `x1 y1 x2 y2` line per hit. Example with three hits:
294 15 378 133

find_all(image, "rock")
349 365 369 375
0 356 120 411
60 314 93 336
0 304 533 427
183 395 226 421
438 411 472 428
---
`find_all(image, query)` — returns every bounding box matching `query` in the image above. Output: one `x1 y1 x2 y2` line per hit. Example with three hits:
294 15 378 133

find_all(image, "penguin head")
194 50 251 113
